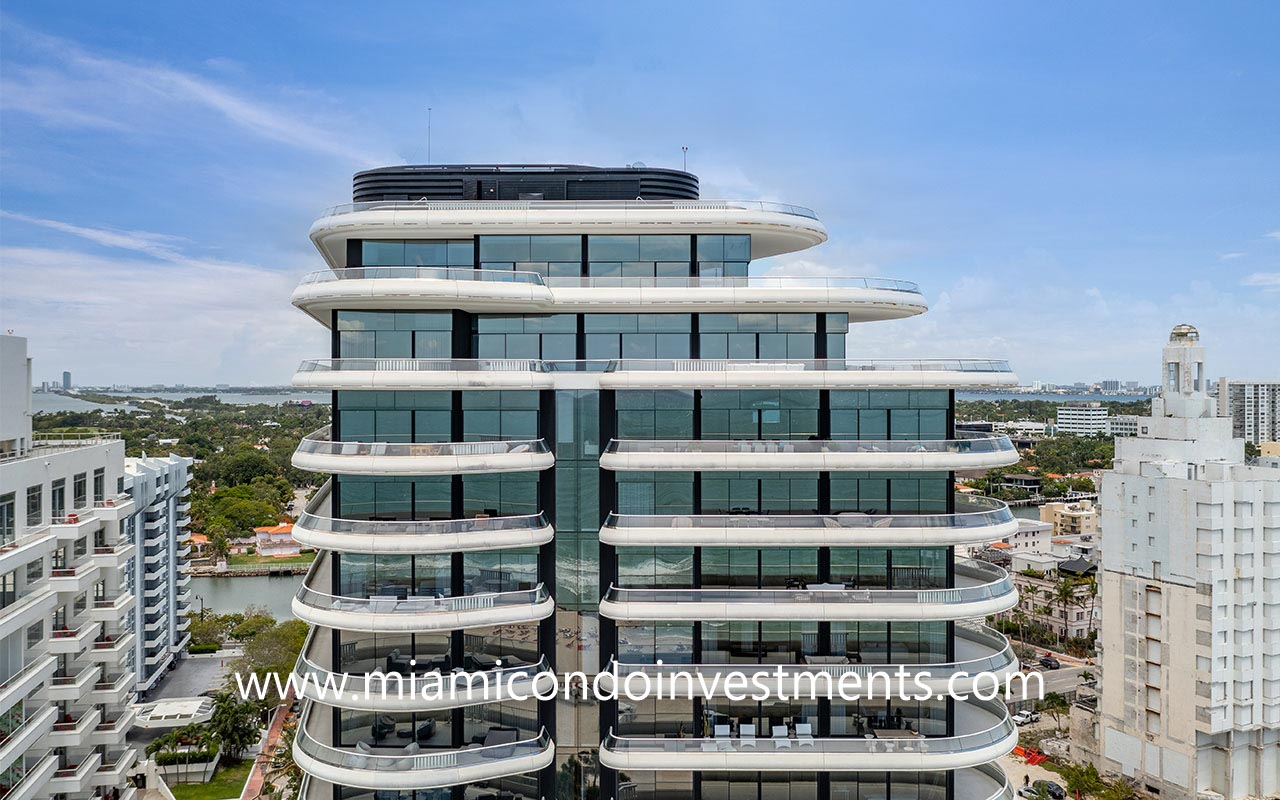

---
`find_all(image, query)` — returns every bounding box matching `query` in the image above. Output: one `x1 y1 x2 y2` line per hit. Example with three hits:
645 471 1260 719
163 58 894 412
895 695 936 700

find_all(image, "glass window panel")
786 334 815 358
588 235 640 261
403 241 449 266
479 236 531 263
858 410 888 439
621 261 655 278
699 334 728 359
585 335 620 360
697 235 724 261
727 334 756 359
446 240 473 266
361 241 406 265
375 331 412 358
588 261 621 278
529 235 582 262
654 333 691 359
724 235 751 261
639 235 691 261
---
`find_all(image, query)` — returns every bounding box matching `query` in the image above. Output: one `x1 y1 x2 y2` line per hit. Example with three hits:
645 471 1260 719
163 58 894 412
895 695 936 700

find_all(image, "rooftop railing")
604 495 1013 532
317 198 819 219
1 432 121 463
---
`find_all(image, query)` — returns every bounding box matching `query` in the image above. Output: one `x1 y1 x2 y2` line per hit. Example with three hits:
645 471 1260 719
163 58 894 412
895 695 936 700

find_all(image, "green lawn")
170 758 253 800
226 551 316 567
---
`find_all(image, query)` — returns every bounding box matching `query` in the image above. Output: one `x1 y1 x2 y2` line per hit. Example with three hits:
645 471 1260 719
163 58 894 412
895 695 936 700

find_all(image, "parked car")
1039 655 1061 670
1011 710 1041 725
1033 780 1067 799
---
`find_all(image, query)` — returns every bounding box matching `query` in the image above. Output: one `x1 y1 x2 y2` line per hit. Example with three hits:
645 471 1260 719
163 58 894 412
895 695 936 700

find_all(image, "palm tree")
210 691 261 762
1040 691 1069 733
209 531 231 565
1012 609 1030 647
1059 761 1105 796
1053 578 1079 643
257 720 302 799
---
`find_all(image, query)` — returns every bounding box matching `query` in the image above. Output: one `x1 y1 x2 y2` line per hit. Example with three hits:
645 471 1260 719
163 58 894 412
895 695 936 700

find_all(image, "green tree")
1040 692 1070 733
1059 762 1105 796
228 619 310 705
202 447 278 487
209 691 262 762
258 720 303 800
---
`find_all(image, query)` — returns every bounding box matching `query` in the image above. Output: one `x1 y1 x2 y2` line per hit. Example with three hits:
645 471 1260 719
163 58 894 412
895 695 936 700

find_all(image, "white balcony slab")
293 427 554 476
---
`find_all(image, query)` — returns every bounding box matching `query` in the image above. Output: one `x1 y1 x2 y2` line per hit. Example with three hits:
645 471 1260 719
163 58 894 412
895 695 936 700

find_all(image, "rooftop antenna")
427 107 433 164
682 146 688 171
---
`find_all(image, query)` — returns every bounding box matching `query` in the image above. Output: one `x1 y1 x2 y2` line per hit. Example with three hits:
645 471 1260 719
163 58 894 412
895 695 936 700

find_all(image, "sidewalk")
239 696 293 800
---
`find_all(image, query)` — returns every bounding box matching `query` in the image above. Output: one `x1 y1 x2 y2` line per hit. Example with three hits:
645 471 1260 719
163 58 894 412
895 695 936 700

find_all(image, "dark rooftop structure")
353 164 699 203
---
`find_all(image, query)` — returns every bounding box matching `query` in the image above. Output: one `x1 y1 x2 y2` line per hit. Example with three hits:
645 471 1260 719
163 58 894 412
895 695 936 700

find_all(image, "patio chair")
771 725 792 750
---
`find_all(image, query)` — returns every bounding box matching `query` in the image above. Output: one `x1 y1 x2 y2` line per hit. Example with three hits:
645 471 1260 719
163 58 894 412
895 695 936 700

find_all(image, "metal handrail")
605 495 1012 532
612 622 1015 680
604 560 1013 606
297 357 1009 374
603 435 1016 455
602 695 1013 755
317 198 820 219
295 568 550 615
297 426 549 458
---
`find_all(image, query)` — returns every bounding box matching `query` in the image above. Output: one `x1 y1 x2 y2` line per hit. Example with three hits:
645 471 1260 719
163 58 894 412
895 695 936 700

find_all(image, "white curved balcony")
294 703 554 790
599 561 1016 622
292 269 925 321
599 435 1018 473
294 561 553 633
599 358 1016 389
294 358 555 390
308 199 825 265
292 427 553 476
295 629 554 711
600 697 1015 773
608 623 1016 697
600 495 1016 548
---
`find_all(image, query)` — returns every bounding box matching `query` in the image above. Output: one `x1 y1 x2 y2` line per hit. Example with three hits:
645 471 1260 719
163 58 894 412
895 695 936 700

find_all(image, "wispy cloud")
1266 231 1280 241
1242 272 1280 291
1218 252 1246 260
0 20 389 165
0 211 188 260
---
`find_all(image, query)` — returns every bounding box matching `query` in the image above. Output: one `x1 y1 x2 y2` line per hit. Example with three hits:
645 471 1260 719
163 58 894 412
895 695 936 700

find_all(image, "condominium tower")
1216 378 1280 447
0 334 139 799
287 164 1024 800
1090 325 1280 798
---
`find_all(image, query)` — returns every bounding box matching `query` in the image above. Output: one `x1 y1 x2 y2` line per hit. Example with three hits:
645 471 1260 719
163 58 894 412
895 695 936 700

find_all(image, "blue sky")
1 2 1277 386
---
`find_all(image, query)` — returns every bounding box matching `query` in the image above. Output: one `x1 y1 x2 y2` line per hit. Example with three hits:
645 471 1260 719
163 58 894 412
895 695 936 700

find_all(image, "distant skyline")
1 2 1277 385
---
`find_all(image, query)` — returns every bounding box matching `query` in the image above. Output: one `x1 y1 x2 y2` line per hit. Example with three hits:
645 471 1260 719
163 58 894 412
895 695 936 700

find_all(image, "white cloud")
1218 252 1246 260
1242 272 1280 291
1266 231 1280 241
0 244 322 385
0 211 189 260
0 21 390 165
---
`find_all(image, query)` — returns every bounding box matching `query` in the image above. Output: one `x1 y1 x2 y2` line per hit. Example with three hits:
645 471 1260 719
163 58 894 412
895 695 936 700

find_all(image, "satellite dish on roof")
629 161 646 169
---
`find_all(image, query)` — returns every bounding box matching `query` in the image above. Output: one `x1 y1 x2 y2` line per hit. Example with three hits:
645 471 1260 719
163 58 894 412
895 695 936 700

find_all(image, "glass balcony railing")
613 623 1015 683
605 495 1013 533
297 357 1009 374
298 510 550 539
296 427 551 460
295 576 550 618
295 704 553 777
295 269 920 294
603 435 1016 456
601 696 1014 759
317 198 820 220
605 560 1013 608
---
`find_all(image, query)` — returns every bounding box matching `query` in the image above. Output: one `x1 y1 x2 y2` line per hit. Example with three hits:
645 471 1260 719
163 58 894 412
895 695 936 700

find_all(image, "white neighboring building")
0 334 140 799
125 454 193 696
1107 414 1142 437
1057 402 1109 436
1093 325 1280 799
1216 378 1280 446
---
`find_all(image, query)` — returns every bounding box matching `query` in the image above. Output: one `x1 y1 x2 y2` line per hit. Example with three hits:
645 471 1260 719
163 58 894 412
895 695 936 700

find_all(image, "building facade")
1090 325 1280 799
1106 415 1141 437
125 454 193 696
1038 499 1099 540
1216 378 1280 447
0 334 139 799
286 164 1025 800
1055 403 1109 436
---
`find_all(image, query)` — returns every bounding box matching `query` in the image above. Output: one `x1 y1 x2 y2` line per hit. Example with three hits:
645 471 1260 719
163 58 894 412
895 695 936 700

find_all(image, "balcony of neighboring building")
295 625 553 712
293 701 554 791
49 509 102 541
0 746 59 800
293 427 554 476
88 631 135 661
48 560 100 594
0 585 57 639
599 435 1019 473
90 747 138 789
46 751 103 795
90 671 136 706
0 655 55 716
91 538 135 568
45 663 101 703
89 707 135 746
599 696 1016 773
91 493 136 520
293 481 554 555
0 703 57 774
293 554 554 633
48 705 101 747
600 560 1017 622
49 620 102 654
0 528 57 576
601 495 1017 548
608 623 1017 698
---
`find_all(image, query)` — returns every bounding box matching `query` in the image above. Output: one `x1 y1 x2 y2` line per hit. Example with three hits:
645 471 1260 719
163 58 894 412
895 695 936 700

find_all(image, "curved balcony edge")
292 428 554 476
599 437 1019 473
293 359 555 391
598 698 1016 773
600 496 1017 548
294 708 554 790
294 579 555 634
295 655 556 712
